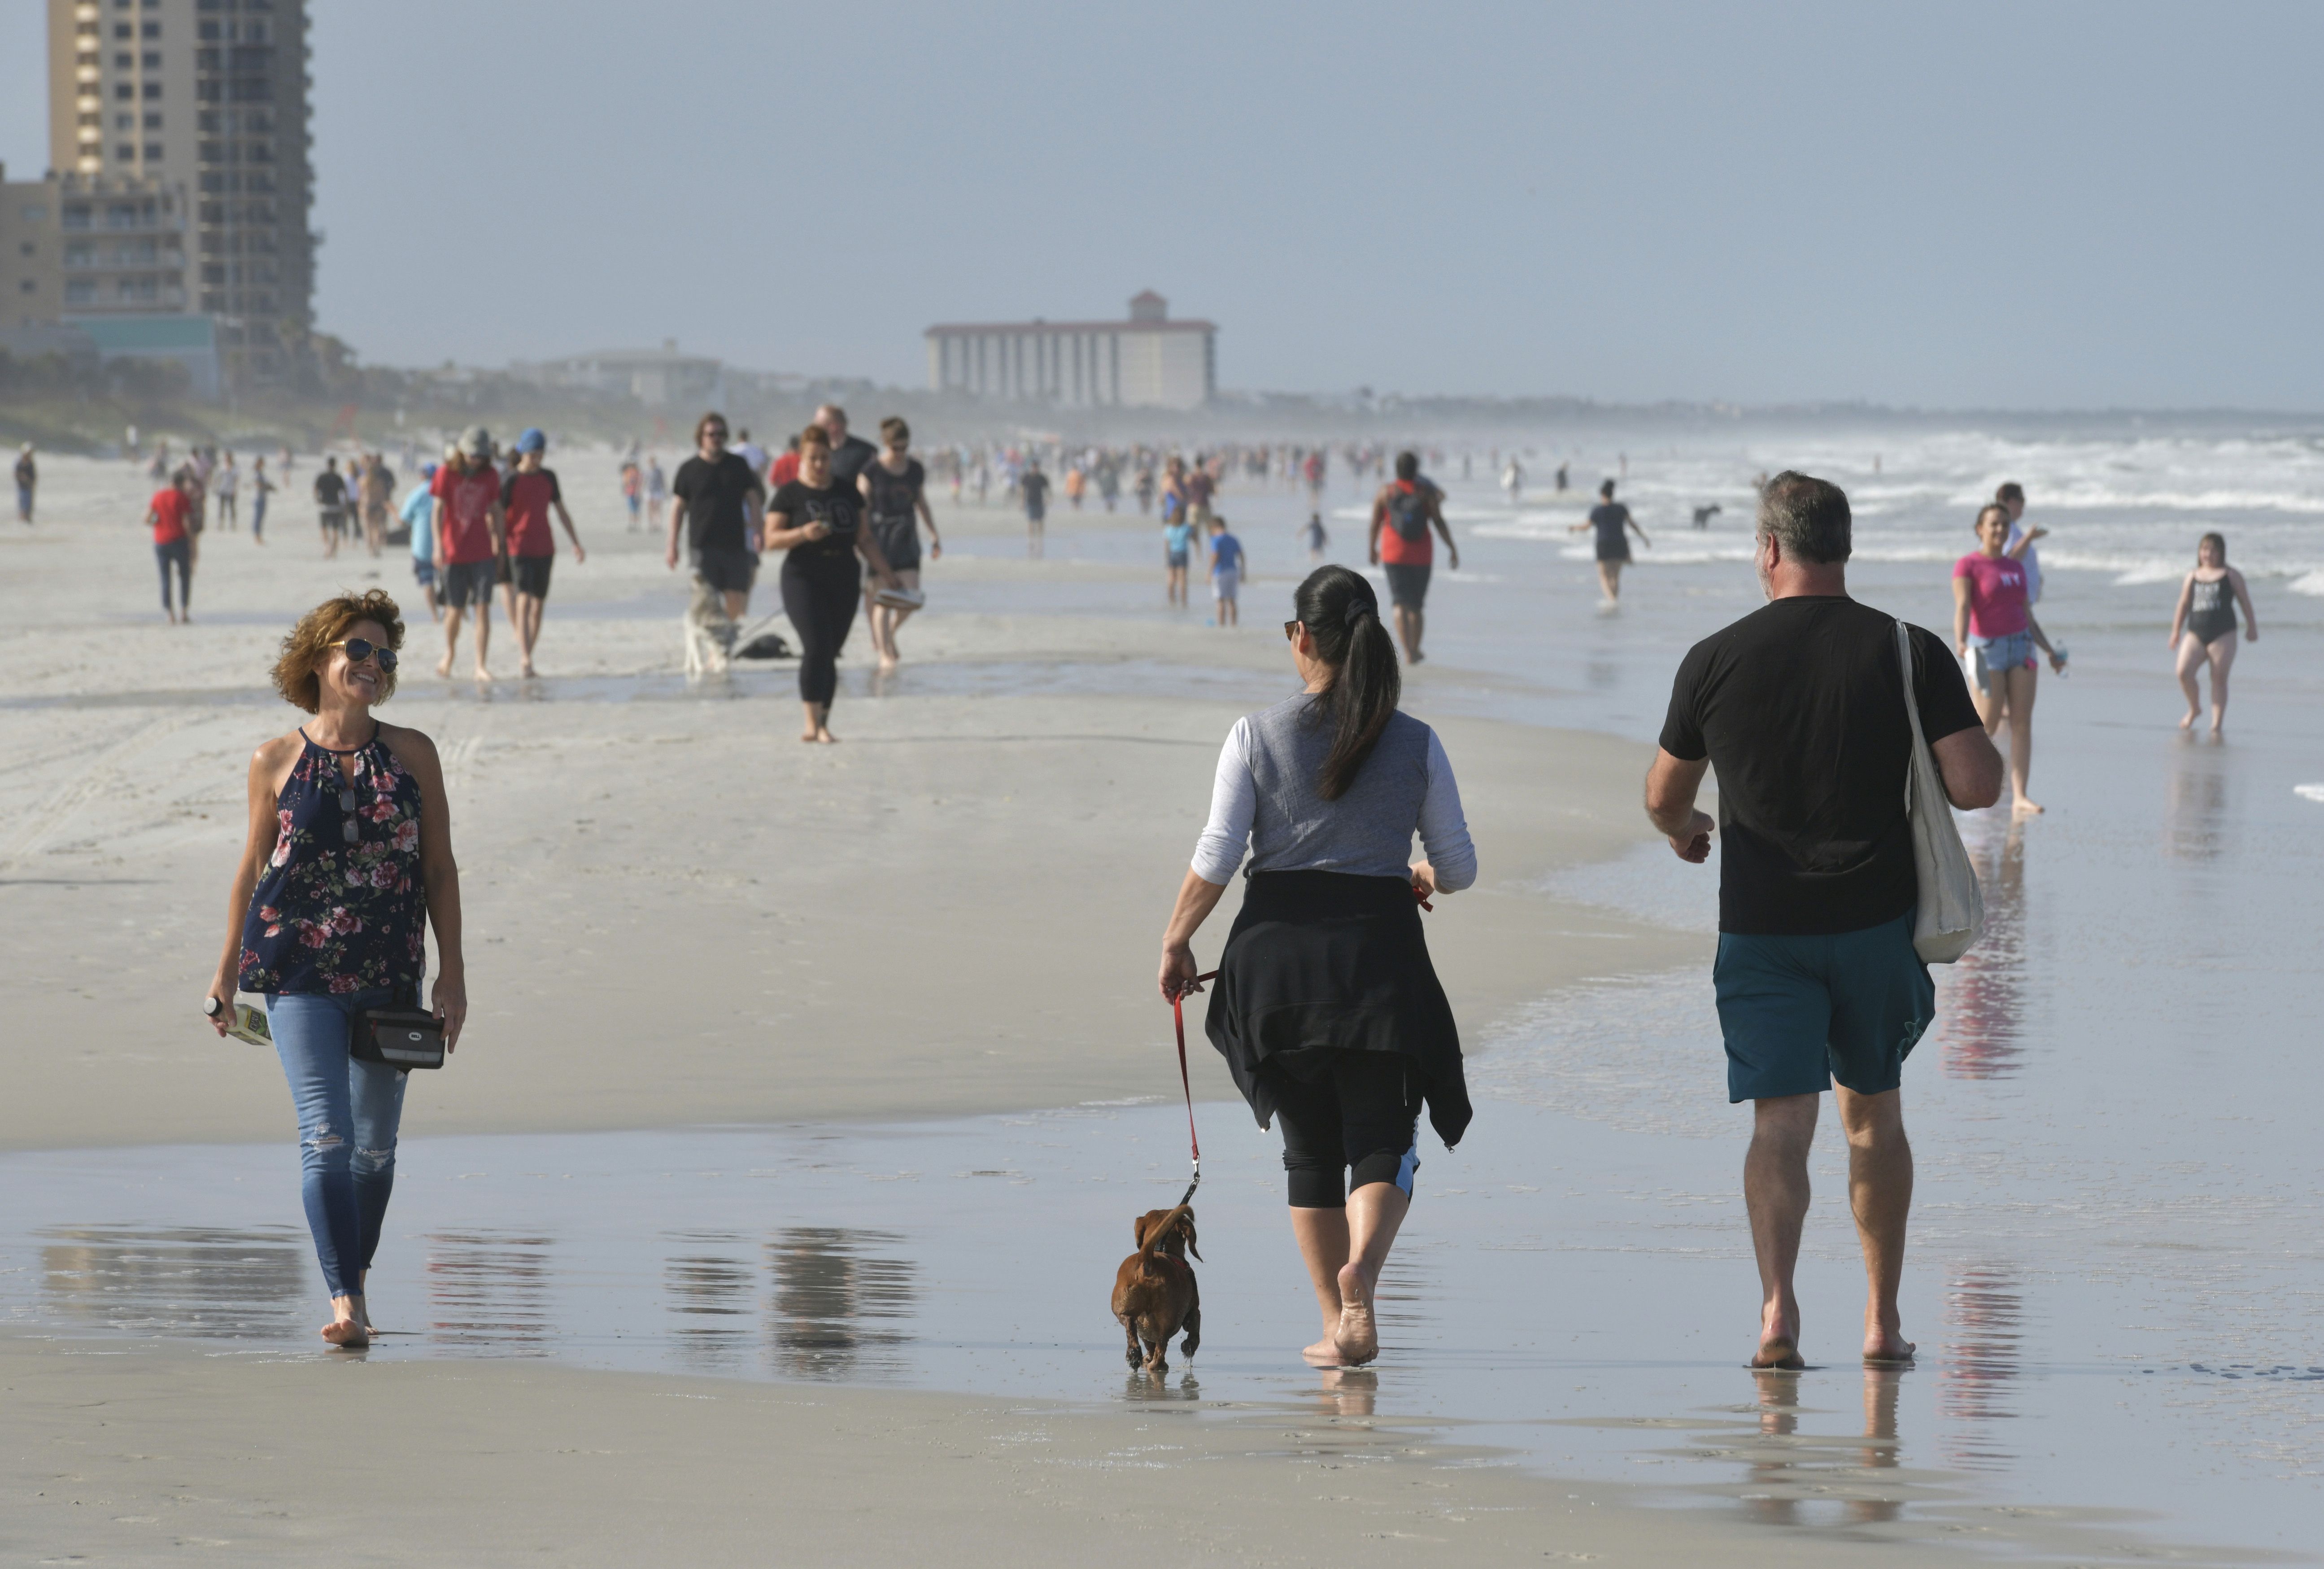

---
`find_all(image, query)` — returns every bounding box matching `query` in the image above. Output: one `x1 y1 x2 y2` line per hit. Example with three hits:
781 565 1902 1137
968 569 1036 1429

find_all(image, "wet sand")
6 448 2318 1565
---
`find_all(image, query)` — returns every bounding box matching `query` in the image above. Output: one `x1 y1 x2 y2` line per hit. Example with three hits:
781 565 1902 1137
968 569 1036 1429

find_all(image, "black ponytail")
1295 565 1400 800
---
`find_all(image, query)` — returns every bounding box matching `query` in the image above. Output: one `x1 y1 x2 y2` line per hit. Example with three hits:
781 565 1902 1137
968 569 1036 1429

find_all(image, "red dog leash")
1169 970 1219 1208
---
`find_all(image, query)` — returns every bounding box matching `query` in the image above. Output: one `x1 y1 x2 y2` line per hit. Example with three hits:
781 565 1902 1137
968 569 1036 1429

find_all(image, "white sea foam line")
2291 572 2324 598
2296 784 2324 804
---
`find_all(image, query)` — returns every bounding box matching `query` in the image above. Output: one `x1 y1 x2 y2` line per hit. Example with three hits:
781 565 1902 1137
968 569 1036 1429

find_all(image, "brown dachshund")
1112 1204 1201 1376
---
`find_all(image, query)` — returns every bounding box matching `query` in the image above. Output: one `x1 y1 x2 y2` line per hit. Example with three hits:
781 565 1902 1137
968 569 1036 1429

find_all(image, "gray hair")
1756 471 1852 564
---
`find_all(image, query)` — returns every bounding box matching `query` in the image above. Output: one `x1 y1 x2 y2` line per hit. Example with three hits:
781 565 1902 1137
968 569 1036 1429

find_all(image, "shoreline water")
5 440 2320 1564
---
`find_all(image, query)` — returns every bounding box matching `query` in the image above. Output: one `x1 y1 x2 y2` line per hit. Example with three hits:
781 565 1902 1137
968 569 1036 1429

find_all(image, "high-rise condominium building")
44 0 314 387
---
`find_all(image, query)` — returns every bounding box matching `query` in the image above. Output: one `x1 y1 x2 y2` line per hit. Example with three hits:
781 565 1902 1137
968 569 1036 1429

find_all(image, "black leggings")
1266 1051 1424 1209
781 555 861 706
155 538 191 612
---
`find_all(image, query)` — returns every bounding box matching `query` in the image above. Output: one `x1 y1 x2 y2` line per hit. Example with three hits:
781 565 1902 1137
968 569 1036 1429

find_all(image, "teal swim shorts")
1713 910 1933 1103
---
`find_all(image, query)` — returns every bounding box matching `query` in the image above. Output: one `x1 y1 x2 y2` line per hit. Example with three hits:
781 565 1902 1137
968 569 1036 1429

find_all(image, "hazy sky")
5 0 2322 408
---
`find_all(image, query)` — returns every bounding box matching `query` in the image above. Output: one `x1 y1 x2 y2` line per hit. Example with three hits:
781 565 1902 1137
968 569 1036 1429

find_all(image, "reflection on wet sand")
1939 1265 2023 1471
39 1225 308 1338
426 1230 556 1351
767 1228 915 1379
2166 742 2231 861
1939 820 2027 1080
665 1230 756 1371
1691 1370 1917 1530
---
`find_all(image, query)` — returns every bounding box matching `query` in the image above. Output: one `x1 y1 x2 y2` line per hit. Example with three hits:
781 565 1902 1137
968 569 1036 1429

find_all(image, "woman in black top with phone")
766 423 901 743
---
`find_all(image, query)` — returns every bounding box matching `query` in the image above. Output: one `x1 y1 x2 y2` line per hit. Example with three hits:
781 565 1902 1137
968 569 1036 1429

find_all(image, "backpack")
1388 482 1430 542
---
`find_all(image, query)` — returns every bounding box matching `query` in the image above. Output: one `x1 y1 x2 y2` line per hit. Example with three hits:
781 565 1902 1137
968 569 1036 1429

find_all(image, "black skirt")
1205 870 1472 1149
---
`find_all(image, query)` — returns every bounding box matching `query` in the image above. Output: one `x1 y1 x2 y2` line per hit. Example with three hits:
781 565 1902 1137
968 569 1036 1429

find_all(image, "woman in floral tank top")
205 589 467 1349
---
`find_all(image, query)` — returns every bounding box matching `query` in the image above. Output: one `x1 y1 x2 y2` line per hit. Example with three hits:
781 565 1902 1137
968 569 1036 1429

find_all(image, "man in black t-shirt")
1643 471 2001 1374
313 459 349 559
666 411 765 619
814 404 880 490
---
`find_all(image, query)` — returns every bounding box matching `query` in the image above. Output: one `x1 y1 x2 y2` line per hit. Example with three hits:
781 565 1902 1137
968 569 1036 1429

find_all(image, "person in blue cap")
501 428 586 677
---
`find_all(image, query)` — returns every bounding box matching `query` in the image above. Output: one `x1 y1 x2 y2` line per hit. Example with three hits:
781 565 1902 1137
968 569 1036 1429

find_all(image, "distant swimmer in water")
1692 504 1722 530
1570 480 1650 604
1501 456 1524 506
2168 532 2258 735
1554 462 1569 493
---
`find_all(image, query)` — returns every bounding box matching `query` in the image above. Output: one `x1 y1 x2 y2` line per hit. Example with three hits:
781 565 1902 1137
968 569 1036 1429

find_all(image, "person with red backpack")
1367 451 1458 664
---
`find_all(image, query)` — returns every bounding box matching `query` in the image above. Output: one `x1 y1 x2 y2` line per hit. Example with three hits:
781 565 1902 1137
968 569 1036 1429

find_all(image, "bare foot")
1301 1337 1345 1367
2012 796 2045 816
474 665 493 683
1753 1304 1805 1369
815 727 838 744
320 1317 370 1348
435 652 453 677
2180 709 2198 731
1863 1330 1916 1366
877 653 898 672
1333 1263 1379 1365
800 728 820 743
519 660 536 678
2210 718 2225 737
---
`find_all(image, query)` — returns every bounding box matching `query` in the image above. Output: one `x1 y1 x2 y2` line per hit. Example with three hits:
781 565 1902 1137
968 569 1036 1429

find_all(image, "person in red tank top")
1367 451 1458 664
147 471 198 623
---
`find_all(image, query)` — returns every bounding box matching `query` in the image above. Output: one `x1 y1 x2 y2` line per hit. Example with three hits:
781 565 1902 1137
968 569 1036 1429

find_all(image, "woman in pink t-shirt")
1953 503 2064 815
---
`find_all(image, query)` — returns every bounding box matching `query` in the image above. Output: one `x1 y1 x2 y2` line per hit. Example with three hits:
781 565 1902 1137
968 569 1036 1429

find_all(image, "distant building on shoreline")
925 291 1214 411
41 0 315 390
510 340 726 408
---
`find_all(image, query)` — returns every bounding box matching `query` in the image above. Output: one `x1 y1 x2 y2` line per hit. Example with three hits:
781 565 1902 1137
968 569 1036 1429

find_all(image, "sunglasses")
331 638 398 673
1282 620 1302 641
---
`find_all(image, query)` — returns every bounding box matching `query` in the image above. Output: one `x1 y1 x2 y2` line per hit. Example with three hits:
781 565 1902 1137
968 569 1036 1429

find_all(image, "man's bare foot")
1302 1336 1344 1367
2180 709 2199 731
815 726 838 744
474 665 493 683
1753 1304 1805 1369
519 660 536 678
1863 1330 1916 1366
436 652 453 677
877 653 898 672
320 1316 369 1348
1333 1263 1378 1365
800 728 820 743
2012 796 2044 816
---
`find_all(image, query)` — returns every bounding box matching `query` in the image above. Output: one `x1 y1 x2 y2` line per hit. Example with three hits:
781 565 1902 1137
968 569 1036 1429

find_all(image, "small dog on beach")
1112 1204 1201 1377
681 577 735 678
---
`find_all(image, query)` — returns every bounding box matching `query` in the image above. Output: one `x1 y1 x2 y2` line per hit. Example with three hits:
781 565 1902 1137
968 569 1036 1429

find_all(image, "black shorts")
1265 1052 1425 1209
1383 562 1431 608
511 554 553 598
440 559 496 609
319 507 345 533
1595 540 1632 564
696 546 758 595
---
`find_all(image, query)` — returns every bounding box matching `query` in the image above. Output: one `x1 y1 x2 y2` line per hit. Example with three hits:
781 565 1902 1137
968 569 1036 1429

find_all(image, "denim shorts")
1968 630 2033 693
1713 911 1933 1102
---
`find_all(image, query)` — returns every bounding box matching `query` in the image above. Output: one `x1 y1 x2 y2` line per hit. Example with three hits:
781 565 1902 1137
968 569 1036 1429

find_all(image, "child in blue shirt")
1208 516 1243 626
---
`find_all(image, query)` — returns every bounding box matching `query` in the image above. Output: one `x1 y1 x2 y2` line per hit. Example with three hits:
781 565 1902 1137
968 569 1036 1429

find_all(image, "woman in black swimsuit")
765 424 901 743
2168 532 2258 735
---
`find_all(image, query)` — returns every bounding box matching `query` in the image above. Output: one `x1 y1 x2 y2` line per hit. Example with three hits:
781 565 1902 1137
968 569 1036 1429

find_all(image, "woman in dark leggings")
764 424 901 743
1159 564 1478 1367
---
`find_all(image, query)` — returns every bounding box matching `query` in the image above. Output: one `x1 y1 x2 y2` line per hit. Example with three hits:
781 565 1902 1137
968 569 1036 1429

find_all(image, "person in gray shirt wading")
1644 472 2004 1370
1160 564 1478 1369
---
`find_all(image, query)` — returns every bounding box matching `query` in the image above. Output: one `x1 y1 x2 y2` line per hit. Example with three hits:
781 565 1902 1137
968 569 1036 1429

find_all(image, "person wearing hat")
17 442 38 524
429 427 508 680
501 428 585 678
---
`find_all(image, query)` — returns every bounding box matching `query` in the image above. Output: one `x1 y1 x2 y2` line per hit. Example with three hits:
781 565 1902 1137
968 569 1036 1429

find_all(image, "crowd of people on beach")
173 415 2273 1367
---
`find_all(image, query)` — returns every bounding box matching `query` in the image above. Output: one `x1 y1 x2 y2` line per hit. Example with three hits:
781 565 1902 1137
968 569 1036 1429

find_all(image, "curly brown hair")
272 589 405 713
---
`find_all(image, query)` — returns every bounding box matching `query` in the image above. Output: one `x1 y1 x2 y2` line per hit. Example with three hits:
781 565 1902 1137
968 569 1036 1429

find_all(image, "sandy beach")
6 442 2320 1567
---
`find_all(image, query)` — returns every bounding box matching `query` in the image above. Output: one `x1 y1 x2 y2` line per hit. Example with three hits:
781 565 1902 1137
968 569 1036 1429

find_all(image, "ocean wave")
2291 572 2324 598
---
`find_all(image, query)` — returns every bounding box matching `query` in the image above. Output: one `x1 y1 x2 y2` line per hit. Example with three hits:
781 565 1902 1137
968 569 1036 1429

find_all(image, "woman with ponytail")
1158 564 1478 1368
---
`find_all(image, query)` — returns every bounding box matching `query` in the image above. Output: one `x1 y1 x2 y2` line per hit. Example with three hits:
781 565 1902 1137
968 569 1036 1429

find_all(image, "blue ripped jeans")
266 988 409 1299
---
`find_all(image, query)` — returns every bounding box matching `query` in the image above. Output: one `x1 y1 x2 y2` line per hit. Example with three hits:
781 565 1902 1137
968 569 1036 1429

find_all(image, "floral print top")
239 727 427 998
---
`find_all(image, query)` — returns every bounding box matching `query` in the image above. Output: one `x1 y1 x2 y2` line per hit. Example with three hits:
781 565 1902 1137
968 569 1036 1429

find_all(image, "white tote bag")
1895 621 1984 962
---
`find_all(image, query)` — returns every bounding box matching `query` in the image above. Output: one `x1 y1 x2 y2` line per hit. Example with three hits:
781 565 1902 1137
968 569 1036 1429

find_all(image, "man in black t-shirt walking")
666 411 765 621
814 404 881 490
1643 472 2002 1372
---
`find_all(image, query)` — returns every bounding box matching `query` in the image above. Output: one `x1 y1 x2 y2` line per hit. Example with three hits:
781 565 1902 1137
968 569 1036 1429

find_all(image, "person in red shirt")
499 428 586 678
429 428 508 680
768 434 801 488
147 470 197 624
1367 451 1458 664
